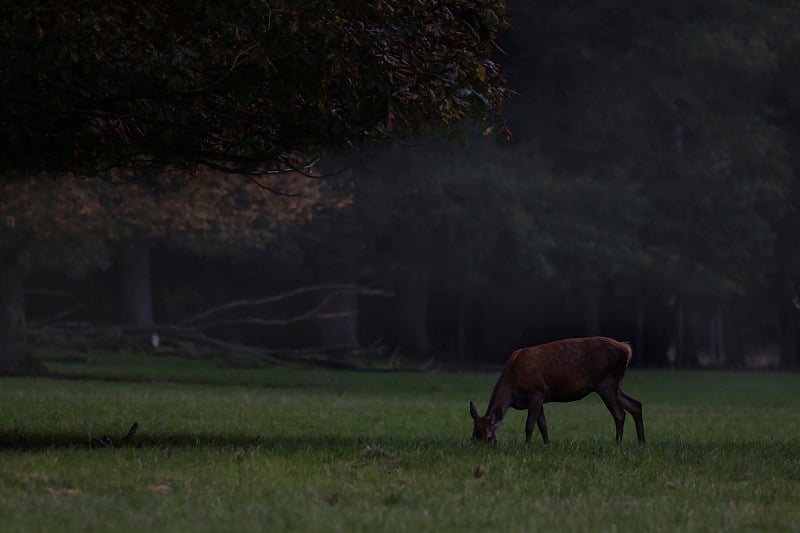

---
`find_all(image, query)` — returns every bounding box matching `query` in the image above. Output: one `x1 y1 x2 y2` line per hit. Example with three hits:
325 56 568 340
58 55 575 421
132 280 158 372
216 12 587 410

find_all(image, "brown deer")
469 336 645 445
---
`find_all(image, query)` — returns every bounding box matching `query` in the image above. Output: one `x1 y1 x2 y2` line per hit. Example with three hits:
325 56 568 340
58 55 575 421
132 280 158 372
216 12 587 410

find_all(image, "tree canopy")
279 0 800 365
1 0 509 178
0 175 325 246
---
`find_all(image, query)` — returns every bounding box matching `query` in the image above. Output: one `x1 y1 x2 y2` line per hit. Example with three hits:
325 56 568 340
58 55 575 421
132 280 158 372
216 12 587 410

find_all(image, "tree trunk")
479 295 531 362
709 306 725 367
0 236 45 375
676 297 685 368
783 305 800 370
583 289 600 337
780 269 799 370
456 288 467 360
634 294 646 367
120 245 154 327
395 267 430 356
316 287 360 350
723 305 745 369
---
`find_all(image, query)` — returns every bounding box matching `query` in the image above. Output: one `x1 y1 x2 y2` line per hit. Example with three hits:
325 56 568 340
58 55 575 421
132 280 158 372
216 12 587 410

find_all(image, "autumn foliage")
1 0 509 178
0 174 331 248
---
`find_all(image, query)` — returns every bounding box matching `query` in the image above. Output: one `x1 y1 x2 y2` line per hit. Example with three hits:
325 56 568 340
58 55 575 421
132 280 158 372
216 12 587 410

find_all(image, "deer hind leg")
525 395 545 444
617 389 645 443
596 383 626 444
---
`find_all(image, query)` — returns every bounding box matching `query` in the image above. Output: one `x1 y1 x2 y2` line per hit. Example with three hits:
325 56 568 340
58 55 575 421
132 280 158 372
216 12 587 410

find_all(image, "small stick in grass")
91 422 139 448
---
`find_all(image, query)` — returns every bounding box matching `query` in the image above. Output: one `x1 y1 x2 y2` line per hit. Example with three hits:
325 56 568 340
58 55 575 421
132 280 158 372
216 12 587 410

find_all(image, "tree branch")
179 284 393 326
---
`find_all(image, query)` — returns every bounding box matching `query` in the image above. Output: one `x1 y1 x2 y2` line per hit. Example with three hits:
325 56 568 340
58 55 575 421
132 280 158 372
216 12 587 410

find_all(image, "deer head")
470 401 503 443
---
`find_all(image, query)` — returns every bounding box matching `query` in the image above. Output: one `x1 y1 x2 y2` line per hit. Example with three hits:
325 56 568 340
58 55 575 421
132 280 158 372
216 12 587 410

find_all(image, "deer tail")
622 341 633 367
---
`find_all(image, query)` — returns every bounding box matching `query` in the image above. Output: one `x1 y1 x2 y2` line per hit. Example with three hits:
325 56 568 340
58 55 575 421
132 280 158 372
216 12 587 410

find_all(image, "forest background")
3 0 800 373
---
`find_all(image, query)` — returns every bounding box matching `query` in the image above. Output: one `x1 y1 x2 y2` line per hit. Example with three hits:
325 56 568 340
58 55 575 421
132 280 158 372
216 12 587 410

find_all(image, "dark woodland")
2 0 800 374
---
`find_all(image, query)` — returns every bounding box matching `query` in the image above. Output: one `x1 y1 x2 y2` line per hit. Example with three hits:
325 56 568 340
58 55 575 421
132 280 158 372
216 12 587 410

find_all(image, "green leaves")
505 0 800 299
0 0 509 178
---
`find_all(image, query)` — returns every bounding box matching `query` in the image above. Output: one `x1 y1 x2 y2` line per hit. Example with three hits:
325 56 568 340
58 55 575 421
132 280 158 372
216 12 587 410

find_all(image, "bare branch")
29 303 87 325
193 311 356 331
23 288 78 298
124 324 287 364
33 284 398 368
179 284 393 326
244 176 300 197
23 288 90 324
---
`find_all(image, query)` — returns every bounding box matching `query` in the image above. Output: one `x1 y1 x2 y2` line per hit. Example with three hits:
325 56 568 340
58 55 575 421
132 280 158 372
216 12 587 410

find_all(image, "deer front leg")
525 395 544 443
536 406 549 444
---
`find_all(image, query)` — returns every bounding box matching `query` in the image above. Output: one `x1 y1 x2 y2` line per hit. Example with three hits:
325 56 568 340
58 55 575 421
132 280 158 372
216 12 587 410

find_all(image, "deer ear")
469 401 479 420
490 406 504 425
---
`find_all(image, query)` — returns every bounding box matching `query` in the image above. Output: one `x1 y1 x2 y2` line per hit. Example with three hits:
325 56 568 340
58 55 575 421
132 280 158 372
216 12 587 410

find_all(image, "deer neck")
485 374 513 420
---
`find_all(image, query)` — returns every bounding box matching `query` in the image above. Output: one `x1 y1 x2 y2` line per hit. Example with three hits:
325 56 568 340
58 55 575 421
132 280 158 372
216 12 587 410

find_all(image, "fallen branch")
179 284 392 326
196 312 355 330
23 288 90 325
32 284 399 369
31 303 87 325
124 324 289 364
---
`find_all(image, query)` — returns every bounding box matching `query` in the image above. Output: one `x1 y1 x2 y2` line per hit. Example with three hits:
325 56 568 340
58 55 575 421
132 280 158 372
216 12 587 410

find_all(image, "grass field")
1 353 799 532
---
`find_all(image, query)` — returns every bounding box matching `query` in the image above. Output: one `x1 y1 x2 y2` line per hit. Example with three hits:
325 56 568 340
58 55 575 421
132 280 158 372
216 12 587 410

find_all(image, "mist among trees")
2 1 800 373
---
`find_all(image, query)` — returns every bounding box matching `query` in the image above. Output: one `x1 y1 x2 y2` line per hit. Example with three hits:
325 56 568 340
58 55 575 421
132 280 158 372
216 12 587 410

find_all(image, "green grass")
2 354 800 532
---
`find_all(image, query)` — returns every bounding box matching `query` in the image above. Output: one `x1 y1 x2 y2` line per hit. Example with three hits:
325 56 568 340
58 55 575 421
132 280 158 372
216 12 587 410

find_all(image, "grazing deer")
469 337 645 444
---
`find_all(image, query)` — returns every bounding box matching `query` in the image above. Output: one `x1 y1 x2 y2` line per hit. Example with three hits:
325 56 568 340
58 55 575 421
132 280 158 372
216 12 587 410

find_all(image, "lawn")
1 353 799 532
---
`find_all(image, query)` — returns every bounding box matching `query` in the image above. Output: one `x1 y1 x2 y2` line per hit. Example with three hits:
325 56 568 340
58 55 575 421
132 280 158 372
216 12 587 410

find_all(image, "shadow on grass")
40 372 312 389
2 430 798 462
0 429 468 452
